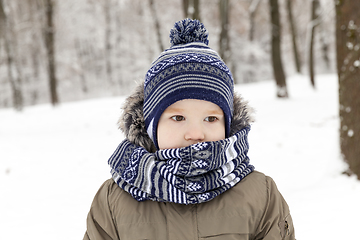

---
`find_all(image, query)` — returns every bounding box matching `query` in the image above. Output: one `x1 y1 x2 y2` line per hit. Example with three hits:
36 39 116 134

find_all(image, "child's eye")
171 115 185 121
204 116 218 122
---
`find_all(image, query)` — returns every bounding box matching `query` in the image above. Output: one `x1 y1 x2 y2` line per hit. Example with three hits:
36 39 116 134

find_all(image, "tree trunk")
44 0 59 106
29 0 43 105
309 0 319 88
335 0 360 179
319 21 330 69
182 0 200 21
0 0 23 111
269 0 288 98
219 0 230 63
249 0 261 42
104 0 113 84
182 0 190 18
114 0 123 90
286 0 301 73
192 0 200 20
149 0 164 52
74 39 88 93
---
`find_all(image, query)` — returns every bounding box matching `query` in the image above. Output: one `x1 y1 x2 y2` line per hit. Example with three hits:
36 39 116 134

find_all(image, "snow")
354 60 360 67
1 74 359 239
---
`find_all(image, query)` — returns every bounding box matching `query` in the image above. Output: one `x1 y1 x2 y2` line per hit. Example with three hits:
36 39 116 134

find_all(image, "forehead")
164 99 223 114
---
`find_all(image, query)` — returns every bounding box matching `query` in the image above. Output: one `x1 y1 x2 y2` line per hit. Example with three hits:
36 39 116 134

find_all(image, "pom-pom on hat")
143 19 234 149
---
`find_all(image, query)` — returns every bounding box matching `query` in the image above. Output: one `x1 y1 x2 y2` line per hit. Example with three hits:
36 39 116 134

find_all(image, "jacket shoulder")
85 179 157 239
84 179 121 240
229 171 271 200
211 171 295 239
95 178 137 209
239 171 295 239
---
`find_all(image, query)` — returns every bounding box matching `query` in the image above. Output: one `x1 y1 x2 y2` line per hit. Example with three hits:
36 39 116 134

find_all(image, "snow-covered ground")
1 74 359 239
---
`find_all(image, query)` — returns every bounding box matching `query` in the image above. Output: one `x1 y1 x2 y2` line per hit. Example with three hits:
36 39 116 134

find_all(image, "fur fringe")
118 82 157 153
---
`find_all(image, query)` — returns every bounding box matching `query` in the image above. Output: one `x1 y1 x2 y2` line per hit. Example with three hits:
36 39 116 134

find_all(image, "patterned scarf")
108 126 254 205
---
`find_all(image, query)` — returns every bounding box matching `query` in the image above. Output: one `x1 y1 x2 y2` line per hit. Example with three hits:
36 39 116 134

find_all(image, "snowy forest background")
0 0 336 109
1 1 360 239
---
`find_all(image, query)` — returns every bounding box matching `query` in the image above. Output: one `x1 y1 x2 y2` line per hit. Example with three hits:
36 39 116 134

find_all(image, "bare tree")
182 0 200 21
286 0 301 73
0 0 23 111
269 0 288 98
28 0 43 105
149 0 164 52
219 0 230 63
318 6 330 70
249 0 261 42
182 0 189 18
74 39 89 93
319 24 330 70
43 0 59 106
104 0 113 84
335 0 360 179
114 0 123 88
309 0 320 88
192 0 200 20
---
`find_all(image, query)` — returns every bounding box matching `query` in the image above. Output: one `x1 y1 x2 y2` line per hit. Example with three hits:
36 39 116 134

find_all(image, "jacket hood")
118 81 254 153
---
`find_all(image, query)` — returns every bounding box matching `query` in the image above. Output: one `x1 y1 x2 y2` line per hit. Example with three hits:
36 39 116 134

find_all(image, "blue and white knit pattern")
143 42 234 147
108 126 254 205
169 18 209 46
143 19 235 149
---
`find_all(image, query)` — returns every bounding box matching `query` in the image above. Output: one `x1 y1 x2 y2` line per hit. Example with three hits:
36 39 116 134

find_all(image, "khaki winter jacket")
84 82 295 239
84 171 295 240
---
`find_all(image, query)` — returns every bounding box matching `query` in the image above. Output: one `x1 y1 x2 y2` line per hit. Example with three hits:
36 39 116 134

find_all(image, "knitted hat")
143 19 234 149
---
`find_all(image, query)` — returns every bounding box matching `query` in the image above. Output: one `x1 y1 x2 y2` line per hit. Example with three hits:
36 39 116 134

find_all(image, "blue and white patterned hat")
143 19 234 149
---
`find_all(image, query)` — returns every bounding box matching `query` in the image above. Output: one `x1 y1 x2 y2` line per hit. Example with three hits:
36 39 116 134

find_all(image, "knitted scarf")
108 126 254 205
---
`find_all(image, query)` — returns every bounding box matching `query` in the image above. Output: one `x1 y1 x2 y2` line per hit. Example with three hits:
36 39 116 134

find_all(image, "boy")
84 19 295 239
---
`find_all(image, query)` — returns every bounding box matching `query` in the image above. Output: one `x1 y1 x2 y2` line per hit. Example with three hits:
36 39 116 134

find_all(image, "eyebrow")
164 107 184 114
207 109 224 115
164 107 223 115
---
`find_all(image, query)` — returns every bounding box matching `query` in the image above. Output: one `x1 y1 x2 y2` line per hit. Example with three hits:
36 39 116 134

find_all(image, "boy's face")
157 99 225 149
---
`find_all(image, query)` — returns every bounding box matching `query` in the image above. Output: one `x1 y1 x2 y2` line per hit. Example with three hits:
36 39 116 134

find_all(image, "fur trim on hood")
118 81 254 153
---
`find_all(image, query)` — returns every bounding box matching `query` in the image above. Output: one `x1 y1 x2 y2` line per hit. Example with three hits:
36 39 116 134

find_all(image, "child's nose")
184 123 205 142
